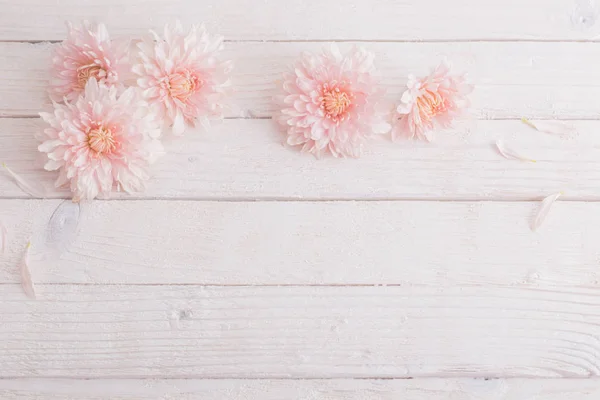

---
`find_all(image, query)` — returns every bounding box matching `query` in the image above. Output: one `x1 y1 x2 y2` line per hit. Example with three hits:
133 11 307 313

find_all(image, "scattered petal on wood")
20 242 36 299
532 192 562 232
2 162 46 198
495 140 536 163
0 222 6 254
521 117 576 136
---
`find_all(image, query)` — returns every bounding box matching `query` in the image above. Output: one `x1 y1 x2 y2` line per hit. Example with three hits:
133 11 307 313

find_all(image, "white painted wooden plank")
0 199 597 285
1 378 600 399
1 118 599 200
0 0 598 41
1 284 599 378
3 41 600 118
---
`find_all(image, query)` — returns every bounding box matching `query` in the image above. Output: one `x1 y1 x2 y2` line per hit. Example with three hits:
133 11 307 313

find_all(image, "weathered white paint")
1 378 600 399
2 118 599 200
1 0 599 41
3 41 600 118
1 0 599 393
2 284 600 378
0 200 597 285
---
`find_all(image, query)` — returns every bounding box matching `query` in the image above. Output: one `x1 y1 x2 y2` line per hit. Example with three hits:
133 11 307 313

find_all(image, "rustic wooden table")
1 0 600 398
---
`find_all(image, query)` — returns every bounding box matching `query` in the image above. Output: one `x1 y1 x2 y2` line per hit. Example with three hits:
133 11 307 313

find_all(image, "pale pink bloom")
275 45 390 158
393 62 473 142
38 79 163 202
49 21 130 102
133 22 233 136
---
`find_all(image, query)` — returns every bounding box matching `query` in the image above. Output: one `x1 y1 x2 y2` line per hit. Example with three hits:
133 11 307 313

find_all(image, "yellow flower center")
88 126 116 155
167 71 203 101
417 90 447 120
76 64 106 89
320 82 353 123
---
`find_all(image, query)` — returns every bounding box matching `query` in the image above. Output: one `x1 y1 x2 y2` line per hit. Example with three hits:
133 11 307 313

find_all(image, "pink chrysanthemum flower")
38 79 163 201
49 21 130 102
133 22 233 136
275 45 390 158
392 61 473 142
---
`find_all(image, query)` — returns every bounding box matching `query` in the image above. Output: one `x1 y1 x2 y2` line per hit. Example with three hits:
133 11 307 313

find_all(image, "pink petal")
532 192 562 232
2 162 47 198
172 111 186 135
20 242 36 299
494 140 536 163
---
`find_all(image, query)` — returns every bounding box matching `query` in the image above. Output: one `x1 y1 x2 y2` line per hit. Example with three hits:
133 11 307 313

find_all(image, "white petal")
521 118 576 136
310 123 325 140
2 163 47 198
532 192 562 231
399 90 414 105
38 140 63 153
54 171 69 188
96 23 110 42
20 242 36 299
372 122 391 135
494 140 536 163
172 112 186 136
329 43 343 62
84 77 99 99
44 160 63 171
117 87 136 106
132 64 145 76
198 116 211 132
396 104 412 115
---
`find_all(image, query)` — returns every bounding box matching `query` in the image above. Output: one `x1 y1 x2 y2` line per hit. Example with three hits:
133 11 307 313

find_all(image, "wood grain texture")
0 199 598 285
0 0 599 41
2 284 600 378
3 41 600 118
2 378 600 399
2 0 599 388
2 118 599 200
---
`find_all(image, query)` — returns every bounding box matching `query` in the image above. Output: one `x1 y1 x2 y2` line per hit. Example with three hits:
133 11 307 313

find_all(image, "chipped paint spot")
572 0 599 30
46 200 80 255
179 308 193 320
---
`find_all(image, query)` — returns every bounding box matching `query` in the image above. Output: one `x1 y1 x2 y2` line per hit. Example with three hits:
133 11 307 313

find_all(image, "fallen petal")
2 162 46 198
521 118 576 136
495 140 536 163
20 242 36 299
532 192 562 231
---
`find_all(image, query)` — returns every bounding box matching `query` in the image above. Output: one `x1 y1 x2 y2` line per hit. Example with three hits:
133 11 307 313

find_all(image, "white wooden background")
1 0 600 398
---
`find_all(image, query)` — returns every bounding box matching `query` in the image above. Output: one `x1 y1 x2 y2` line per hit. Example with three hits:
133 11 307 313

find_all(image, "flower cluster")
39 21 232 201
276 46 473 158
38 23 472 199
